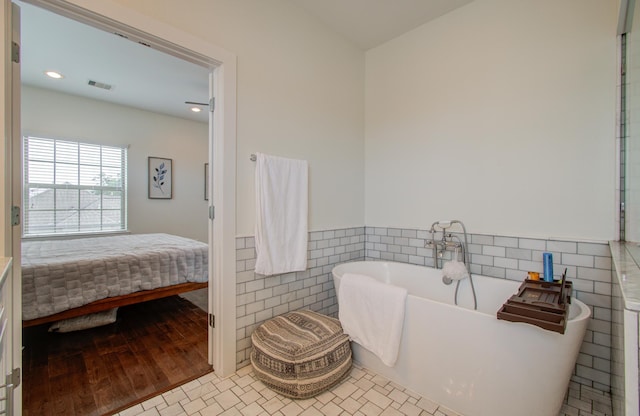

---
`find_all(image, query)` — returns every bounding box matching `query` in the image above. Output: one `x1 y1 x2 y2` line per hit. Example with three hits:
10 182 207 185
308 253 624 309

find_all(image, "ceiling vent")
87 80 113 91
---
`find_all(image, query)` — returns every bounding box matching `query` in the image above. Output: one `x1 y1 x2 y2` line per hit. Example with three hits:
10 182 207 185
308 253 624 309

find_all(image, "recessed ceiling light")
191 107 202 113
45 71 64 79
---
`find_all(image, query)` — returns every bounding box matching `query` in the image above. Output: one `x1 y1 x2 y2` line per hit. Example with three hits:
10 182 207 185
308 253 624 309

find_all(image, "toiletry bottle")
543 252 553 282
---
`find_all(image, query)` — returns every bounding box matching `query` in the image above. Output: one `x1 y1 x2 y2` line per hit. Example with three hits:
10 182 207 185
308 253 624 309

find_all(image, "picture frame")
204 163 210 201
148 157 173 199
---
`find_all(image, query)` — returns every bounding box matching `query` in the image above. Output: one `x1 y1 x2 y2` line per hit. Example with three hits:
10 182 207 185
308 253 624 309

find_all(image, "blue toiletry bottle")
543 252 553 282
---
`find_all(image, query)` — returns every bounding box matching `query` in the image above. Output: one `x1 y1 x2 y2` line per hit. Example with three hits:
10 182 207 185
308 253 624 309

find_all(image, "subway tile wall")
365 227 613 391
235 227 365 368
234 226 612 392
610 274 624 415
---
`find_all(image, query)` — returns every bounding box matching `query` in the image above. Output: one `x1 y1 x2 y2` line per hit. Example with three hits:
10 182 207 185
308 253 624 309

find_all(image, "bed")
21 233 208 327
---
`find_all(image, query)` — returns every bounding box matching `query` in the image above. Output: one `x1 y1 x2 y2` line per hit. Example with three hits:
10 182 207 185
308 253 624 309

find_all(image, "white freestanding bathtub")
332 261 590 416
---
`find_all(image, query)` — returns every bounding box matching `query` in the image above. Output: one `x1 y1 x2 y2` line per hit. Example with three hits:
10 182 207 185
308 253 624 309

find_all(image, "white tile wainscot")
610 241 640 416
235 227 365 368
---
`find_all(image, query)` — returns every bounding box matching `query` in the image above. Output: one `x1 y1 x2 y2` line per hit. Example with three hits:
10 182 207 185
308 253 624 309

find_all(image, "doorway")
10 0 238 413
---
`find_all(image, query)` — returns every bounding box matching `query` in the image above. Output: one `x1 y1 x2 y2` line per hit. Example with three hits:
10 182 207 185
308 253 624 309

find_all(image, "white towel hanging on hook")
254 152 308 276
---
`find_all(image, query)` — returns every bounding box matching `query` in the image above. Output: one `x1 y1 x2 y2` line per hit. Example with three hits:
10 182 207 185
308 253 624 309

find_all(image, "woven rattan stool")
250 309 352 399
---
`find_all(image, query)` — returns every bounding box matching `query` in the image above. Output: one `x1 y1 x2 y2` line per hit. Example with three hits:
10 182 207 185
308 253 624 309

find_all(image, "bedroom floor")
114 363 612 416
22 295 211 416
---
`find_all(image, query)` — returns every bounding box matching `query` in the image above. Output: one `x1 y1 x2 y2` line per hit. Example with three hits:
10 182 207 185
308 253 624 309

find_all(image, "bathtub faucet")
426 220 466 269
426 220 477 310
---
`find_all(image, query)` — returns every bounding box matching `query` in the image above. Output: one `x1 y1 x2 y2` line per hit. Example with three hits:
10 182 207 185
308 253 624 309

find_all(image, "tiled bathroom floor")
116 364 612 416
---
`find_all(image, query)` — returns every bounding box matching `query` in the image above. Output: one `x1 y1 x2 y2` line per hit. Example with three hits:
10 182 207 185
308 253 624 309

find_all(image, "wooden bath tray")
497 278 572 334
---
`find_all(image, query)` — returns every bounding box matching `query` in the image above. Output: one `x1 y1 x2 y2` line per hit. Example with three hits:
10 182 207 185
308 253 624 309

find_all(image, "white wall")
365 0 618 241
107 0 366 236
21 86 209 242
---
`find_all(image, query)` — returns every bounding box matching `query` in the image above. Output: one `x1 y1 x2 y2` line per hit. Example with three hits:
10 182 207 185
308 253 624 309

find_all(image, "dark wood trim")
23 282 208 327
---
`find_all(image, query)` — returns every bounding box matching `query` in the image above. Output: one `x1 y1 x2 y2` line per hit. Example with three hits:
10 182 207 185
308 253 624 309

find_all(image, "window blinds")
23 136 127 236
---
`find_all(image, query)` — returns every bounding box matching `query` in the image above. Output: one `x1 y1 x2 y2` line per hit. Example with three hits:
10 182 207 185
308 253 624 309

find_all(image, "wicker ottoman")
250 309 352 399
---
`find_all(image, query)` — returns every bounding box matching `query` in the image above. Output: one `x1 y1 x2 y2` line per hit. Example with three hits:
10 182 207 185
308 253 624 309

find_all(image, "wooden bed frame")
22 281 208 328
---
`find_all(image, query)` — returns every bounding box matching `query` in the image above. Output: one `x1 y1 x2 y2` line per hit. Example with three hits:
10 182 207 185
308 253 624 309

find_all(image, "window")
23 136 127 237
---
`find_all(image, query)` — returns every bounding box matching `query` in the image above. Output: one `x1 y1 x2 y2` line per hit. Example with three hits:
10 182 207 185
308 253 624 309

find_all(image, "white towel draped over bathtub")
254 152 308 276
338 273 408 367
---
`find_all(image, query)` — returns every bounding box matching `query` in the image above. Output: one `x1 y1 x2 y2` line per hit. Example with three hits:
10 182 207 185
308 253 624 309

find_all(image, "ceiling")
289 0 475 50
18 1 475 123
18 0 211 123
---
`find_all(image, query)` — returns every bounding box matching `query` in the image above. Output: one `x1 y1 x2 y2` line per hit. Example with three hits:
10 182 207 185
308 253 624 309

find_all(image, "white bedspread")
22 233 208 320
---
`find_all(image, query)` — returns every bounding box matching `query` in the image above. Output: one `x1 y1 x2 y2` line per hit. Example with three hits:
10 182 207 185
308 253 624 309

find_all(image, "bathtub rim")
331 260 591 324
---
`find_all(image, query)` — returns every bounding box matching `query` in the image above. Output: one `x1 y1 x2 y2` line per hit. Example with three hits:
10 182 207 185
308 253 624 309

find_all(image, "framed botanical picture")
204 163 210 201
148 157 173 199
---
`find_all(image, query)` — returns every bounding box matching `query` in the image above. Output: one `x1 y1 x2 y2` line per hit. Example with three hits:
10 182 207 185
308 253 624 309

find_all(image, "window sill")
22 230 131 241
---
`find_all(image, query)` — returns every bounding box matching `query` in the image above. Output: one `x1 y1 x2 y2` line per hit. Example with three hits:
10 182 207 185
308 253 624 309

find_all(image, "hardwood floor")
22 295 211 416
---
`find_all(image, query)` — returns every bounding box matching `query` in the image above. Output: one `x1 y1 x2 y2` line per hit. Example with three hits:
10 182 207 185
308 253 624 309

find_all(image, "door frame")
1 1 22 413
13 0 238 377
